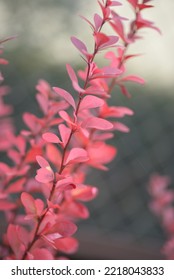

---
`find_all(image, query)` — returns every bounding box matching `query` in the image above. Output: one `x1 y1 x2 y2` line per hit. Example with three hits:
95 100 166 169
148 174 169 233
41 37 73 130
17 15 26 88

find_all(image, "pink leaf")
121 75 145 84
29 248 54 260
54 237 78 254
62 201 89 219
21 192 36 215
71 36 87 55
0 162 11 174
36 155 50 168
53 87 76 110
119 85 131 97
87 142 117 170
42 132 61 144
0 200 16 210
65 148 88 165
47 220 77 237
83 117 113 130
114 106 134 116
113 121 130 133
35 156 54 183
46 144 62 166
66 64 85 93
56 177 76 192
35 199 45 216
110 12 128 43
111 1 122 6
35 168 54 183
59 124 71 147
72 185 98 201
7 178 26 193
23 112 40 133
79 95 104 111
99 35 119 50
94 32 109 48
0 58 8 65
7 224 28 259
100 103 134 118
36 93 48 114
7 149 20 165
36 79 51 97
59 110 76 129
94 13 103 31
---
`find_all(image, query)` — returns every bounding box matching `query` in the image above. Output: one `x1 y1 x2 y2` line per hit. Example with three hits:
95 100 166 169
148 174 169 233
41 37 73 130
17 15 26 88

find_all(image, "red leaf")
0 200 16 210
64 148 88 165
23 112 40 132
87 142 117 170
53 87 76 110
54 237 78 254
101 103 134 118
0 162 11 174
42 132 61 144
7 224 29 259
98 35 119 50
35 156 54 183
72 185 98 201
79 95 104 111
36 93 48 114
21 192 44 218
94 32 109 48
36 79 51 97
66 64 85 93
112 121 130 133
71 36 87 55
121 75 145 84
46 144 62 166
56 177 76 192
119 85 131 97
21 192 36 215
36 156 50 168
83 117 113 130
7 178 26 193
59 124 71 147
25 146 43 163
35 168 54 183
62 201 89 219
47 220 77 238
111 1 122 6
94 13 103 31
110 14 127 43
28 248 54 260
59 110 76 128
0 58 8 65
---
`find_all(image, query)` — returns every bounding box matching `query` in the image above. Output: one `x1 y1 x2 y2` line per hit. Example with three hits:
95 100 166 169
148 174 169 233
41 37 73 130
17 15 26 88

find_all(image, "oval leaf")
42 132 61 144
83 117 113 130
53 87 76 110
79 95 104 111
65 148 88 165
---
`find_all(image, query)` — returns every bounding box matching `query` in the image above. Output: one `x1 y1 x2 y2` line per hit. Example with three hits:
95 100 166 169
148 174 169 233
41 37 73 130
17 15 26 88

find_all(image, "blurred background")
1 0 174 259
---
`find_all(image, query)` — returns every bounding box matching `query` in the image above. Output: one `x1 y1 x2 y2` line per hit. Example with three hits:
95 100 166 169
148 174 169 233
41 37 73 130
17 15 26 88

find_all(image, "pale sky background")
0 0 174 90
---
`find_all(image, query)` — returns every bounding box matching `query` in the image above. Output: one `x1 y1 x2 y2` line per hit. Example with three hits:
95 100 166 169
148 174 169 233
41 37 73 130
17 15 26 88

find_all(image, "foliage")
0 0 158 259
